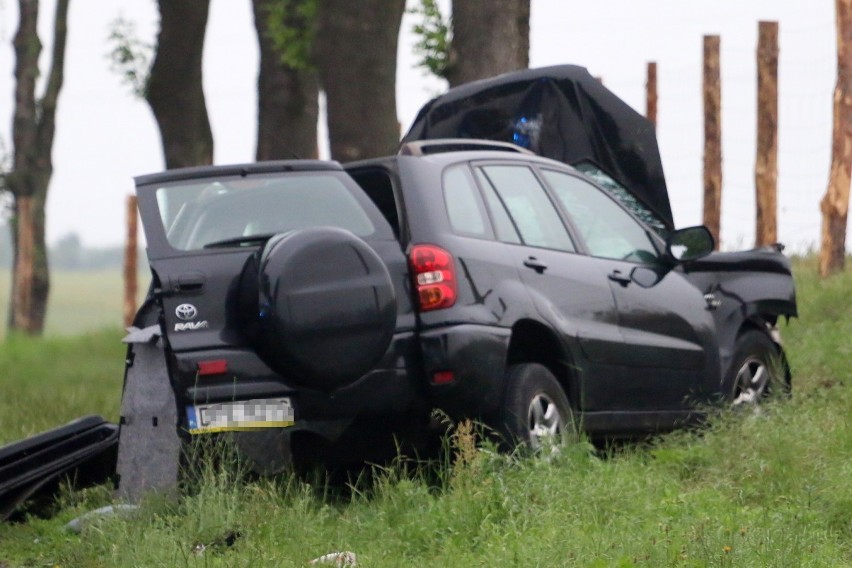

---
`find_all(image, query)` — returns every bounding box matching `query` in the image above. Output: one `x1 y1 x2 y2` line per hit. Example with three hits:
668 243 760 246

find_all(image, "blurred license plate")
186 398 294 434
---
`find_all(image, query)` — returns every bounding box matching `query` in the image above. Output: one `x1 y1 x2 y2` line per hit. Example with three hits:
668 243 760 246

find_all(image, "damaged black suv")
117 66 796 493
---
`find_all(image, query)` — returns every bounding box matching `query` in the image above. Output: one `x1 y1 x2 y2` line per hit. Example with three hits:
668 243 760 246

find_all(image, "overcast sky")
0 0 846 253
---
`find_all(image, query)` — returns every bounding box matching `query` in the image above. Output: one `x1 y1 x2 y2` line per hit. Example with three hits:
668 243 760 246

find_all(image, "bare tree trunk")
146 0 213 169
6 0 69 335
755 21 779 248
703 35 722 250
12 196 35 330
821 0 852 276
252 0 319 160
315 0 406 161
446 0 530 87
646 62 657 127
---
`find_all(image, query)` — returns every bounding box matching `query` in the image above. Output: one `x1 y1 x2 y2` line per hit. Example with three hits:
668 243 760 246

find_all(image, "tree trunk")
820 0 852 276
703 35 722 250
146 0 213 169
755 21 779 247
252 0 319 160
446 0 530 87
6 0 69 335
315 0 406 161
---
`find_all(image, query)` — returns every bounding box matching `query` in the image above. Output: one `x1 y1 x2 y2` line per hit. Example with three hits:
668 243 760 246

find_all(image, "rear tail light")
431 370 456 385
409 244 457 311
197 359 228 376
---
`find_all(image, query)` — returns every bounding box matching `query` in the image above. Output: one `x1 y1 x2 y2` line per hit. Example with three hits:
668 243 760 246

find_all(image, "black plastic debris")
0 415 118 521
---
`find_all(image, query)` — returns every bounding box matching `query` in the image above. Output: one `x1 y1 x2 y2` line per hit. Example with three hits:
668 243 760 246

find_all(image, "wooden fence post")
646 62 658 127
124 195 138 328
821 0 852 276
756 21 779 247
703 36 722 249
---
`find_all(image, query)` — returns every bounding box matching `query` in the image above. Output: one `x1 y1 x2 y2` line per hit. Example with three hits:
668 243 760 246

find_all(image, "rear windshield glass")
154 172 380 250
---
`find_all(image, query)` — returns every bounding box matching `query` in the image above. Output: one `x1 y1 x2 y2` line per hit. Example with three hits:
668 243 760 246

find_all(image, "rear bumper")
171 333 426 441
418 323 511 420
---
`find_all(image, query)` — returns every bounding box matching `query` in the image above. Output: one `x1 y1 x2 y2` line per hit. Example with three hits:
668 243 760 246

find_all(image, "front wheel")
727 329 785 406
498 363 576 452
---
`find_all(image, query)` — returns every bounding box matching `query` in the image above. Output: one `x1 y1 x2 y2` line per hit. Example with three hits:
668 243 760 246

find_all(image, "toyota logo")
175 304 198 321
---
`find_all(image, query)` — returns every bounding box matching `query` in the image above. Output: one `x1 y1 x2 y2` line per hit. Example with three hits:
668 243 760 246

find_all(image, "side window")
473 169 521 244
443 165 490 238
573 162 669 237
478 165 575 252
542 169 659 263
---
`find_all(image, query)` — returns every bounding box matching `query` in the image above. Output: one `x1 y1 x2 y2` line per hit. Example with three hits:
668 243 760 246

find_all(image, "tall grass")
0 258 850 566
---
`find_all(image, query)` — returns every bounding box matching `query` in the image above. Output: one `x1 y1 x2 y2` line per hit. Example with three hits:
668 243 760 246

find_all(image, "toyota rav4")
116 66 796 495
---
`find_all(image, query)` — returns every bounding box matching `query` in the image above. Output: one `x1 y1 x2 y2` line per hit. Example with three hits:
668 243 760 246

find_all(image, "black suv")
117 67 796 490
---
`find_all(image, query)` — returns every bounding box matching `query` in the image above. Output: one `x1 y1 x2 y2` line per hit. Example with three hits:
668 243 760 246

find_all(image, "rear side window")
477 165 575 252
156 173 380 250
442 165 489 237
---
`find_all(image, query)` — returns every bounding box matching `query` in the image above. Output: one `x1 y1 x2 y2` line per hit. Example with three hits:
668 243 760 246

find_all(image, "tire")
726 329 783 406
498 363 576 452
256 227 397 391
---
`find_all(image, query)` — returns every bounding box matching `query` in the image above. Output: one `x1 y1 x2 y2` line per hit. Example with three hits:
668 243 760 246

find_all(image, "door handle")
608 270 632 287
523 257 548 274
173 272 206 293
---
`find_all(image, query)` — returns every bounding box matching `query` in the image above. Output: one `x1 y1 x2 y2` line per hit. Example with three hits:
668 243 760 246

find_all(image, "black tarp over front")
402 65 674 230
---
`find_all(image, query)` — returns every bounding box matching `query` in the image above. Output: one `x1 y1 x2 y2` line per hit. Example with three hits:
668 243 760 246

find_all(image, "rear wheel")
499 363 576 452
728 329 783 406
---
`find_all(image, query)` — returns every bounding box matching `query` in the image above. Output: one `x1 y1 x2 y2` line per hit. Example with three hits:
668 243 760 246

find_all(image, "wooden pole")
646 62 658 127
123 195 138 328
703 36 722 249
820 0 852 276
755 21 779 247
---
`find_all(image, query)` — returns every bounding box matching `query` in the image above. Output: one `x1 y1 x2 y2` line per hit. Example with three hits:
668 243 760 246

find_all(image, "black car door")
472 163 626 408
539 168 721 410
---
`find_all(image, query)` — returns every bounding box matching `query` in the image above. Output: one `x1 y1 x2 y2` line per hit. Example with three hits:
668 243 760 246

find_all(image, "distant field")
0 269 150 339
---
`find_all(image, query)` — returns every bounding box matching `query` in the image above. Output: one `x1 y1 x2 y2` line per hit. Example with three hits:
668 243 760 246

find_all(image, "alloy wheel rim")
527 393 562 449
732 356 770 405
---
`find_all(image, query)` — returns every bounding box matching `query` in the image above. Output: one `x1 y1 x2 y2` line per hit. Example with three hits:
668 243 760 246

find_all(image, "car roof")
346 144 577 172
134 159 343 187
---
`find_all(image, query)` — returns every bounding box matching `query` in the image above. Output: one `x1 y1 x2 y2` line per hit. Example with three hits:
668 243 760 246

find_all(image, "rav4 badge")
174 303 208 331
175 321 209 332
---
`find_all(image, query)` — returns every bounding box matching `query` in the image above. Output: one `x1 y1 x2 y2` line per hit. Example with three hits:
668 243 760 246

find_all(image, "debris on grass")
65 504 139 534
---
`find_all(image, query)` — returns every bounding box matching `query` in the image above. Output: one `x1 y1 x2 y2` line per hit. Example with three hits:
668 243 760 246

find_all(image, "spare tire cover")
257 227 397 390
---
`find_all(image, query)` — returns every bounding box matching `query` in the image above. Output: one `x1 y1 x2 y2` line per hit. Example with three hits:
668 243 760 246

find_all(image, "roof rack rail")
398 138 535 157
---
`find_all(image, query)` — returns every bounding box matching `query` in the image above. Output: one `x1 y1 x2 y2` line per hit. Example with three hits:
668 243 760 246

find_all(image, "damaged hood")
403 64 674 230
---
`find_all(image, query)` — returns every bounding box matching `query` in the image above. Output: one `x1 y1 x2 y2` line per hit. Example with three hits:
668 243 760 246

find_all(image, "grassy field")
0 258 850 566
0 269 150 340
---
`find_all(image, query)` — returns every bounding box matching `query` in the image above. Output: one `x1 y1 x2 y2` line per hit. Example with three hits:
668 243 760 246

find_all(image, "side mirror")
666 226 714 263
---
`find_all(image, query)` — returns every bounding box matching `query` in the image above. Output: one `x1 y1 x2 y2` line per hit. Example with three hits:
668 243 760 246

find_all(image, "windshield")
154 172 379 250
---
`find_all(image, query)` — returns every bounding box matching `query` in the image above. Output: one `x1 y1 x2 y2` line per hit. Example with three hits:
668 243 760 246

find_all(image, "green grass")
0 258 850 566
0 329 125 445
